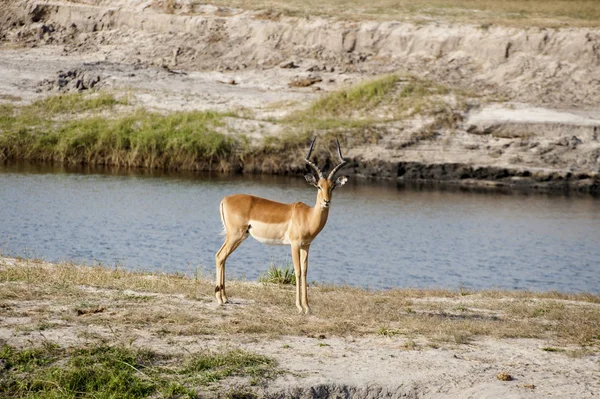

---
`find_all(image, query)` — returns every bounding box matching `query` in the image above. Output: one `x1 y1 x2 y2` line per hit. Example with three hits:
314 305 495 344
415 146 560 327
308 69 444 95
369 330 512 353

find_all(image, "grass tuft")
307 74 399 117
259 262 296 285
184 349 277 384
496 372 513 381
31 91 125 114
377 326 404 337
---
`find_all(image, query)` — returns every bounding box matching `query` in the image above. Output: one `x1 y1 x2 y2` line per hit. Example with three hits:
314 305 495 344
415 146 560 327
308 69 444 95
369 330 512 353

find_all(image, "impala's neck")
311 195 330 233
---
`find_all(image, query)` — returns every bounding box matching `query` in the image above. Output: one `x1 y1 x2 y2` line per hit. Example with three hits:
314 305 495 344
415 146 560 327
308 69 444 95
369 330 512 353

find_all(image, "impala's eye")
317 186 322 190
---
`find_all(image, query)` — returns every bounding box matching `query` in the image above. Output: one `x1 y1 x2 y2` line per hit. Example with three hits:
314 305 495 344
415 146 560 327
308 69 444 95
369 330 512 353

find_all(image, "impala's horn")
327 138 348 181
305 137 324 179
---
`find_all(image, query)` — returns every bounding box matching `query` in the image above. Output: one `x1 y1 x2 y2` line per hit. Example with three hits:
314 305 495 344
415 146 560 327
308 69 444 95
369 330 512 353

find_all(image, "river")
1 163 598 293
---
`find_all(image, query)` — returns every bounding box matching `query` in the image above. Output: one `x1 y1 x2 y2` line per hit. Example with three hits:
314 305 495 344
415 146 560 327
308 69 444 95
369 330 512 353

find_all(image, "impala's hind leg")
215 230 247 304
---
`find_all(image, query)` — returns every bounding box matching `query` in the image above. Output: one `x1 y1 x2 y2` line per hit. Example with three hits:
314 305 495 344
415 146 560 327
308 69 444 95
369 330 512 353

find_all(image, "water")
1 163 599 293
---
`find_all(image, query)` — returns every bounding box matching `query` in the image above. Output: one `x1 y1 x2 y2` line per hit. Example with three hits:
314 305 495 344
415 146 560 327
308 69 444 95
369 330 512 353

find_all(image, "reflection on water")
1 163 599 293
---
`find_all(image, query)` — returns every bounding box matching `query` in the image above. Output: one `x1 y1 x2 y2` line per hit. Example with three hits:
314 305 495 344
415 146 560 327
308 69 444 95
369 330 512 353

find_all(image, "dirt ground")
1 258 599 397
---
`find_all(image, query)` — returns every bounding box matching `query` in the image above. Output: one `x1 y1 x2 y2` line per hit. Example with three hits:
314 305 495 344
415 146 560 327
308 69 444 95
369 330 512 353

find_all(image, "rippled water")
1 163 599 293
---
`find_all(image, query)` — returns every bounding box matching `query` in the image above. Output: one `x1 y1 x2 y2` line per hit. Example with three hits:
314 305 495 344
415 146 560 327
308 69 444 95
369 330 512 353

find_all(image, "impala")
215 138 349 314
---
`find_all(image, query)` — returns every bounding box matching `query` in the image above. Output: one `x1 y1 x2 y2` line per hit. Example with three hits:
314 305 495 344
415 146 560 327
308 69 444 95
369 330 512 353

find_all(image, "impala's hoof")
303 306 312 315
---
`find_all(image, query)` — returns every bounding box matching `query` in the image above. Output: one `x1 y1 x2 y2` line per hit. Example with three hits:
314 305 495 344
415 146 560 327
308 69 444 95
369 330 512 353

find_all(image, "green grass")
30 91 125 114
276 74 468 150
305 74 399 117
0 92 124 134
286 74 462 131
285 74 399 130
259 263 297 285
0 344 159 398
184 349 277 385
0 343 277 398
0 92 237 170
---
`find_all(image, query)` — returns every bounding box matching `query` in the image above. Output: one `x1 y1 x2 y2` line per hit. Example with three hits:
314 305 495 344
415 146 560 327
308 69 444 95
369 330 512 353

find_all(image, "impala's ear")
305 174 318 187
333 175 348 189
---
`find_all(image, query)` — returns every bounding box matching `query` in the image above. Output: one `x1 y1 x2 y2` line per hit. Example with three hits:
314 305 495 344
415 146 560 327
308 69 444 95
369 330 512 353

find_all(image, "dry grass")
200 0 600 27
496 372 513 381
1 257 599 349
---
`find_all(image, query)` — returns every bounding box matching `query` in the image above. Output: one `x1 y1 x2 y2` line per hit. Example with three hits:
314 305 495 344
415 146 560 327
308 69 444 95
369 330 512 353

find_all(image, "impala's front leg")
291 244 303 314
300 245 311 315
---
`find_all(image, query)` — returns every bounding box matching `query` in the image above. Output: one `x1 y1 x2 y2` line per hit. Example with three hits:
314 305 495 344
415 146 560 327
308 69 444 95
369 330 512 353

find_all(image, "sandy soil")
1 284 599 398
1 291 598 398
1 258 599 398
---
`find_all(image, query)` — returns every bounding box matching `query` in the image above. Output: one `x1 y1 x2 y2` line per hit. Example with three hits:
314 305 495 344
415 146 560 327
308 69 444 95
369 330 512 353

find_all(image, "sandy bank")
1 0 599 192
1 257 599 397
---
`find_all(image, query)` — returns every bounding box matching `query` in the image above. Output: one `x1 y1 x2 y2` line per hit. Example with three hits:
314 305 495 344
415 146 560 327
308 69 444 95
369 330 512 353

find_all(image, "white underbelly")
250 234 290 246
248 220 290 246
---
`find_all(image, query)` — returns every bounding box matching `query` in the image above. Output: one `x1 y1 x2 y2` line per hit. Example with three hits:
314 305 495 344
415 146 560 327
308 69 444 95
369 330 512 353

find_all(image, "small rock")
71 79 82 90
307 64 327 72
217 79 237 85
568 135 582 149
288 75 323 87
280 61 298 69
171 47 181 66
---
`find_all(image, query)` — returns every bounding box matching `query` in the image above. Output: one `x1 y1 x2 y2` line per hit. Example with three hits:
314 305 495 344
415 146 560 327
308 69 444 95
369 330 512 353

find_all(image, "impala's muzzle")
322 200 331 208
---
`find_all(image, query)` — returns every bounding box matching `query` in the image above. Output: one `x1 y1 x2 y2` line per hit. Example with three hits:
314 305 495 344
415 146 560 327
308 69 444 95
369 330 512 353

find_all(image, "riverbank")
1 87 599 193
1 1 600 193
1 257 599 397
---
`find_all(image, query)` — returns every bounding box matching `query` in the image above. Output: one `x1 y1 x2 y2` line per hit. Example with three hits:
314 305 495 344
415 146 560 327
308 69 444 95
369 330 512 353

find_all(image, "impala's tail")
219 200 227 236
